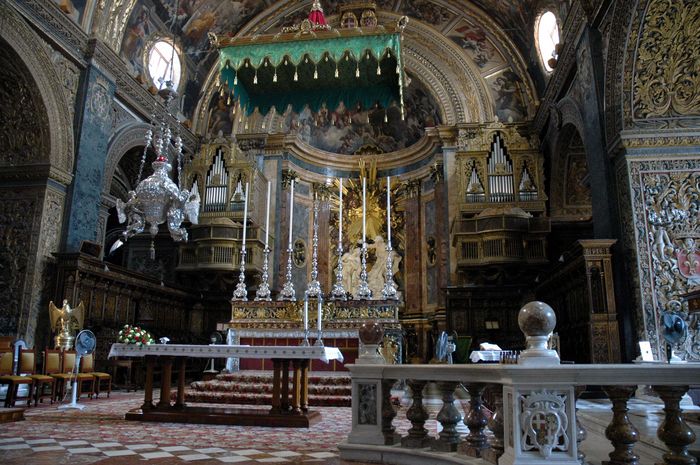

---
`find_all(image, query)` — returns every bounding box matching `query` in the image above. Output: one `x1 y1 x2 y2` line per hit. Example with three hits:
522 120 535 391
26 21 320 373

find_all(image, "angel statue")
49 300 85 350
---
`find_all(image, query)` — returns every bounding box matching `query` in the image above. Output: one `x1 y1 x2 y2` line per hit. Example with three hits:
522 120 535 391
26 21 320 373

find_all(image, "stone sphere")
359 321 384 345
518 301 556 337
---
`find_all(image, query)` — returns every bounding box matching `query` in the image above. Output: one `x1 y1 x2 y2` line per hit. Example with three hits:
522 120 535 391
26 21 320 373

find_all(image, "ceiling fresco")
113 0 547 145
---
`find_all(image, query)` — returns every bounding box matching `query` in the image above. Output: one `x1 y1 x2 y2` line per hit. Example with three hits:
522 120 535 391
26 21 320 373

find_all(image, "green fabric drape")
218 33 404 115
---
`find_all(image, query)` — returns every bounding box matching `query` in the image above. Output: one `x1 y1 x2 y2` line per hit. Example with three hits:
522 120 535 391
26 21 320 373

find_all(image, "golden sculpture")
49 300 85 350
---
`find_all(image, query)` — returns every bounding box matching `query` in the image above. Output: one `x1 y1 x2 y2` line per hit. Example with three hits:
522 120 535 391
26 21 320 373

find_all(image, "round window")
147 40 181 90
536 11 560 73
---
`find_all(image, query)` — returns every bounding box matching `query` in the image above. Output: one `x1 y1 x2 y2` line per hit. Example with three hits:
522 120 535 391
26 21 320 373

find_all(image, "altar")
109 343 343 427
218 299 402 371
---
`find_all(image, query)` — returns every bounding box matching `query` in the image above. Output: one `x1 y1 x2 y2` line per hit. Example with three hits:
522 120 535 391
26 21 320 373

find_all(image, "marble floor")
0 386 698 465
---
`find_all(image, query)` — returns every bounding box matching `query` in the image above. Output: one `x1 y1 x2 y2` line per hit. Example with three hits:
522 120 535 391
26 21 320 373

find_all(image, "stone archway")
0 5 75 345
0 3 74 181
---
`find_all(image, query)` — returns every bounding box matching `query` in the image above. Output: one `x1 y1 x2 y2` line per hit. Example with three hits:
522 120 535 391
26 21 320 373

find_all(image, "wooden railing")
340 363 699 465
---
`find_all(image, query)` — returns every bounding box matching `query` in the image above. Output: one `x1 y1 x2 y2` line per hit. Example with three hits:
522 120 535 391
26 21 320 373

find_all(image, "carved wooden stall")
53 252 202 369
535 240 621 363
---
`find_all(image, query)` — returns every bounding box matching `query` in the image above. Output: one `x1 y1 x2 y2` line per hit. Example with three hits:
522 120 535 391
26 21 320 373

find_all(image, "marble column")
430 161 449 317
402 180 422 317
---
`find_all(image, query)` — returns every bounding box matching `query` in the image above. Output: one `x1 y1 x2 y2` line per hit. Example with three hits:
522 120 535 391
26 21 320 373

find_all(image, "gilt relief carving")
633 0 700 121
635 165 700 360
0 46 50 167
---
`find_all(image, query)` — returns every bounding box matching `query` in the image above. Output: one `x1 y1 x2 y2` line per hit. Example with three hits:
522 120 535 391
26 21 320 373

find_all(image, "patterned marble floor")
1 388 698 464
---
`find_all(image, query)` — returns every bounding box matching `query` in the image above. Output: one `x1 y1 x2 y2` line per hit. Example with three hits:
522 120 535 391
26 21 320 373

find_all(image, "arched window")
147 40 182 90
535 11 560 73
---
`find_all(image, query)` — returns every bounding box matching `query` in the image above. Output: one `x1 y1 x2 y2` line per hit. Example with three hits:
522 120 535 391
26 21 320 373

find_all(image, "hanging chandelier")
116 80 200 259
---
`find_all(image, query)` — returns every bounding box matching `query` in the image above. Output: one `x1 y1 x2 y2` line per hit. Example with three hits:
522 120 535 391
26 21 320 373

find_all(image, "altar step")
179 370 352 407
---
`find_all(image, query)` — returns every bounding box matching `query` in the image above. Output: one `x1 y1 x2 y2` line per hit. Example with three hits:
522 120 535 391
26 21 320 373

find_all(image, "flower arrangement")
117 324 155 345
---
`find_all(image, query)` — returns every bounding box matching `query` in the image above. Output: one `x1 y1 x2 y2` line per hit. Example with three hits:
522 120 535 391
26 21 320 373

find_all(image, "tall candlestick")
362 177 366 243
256 180 272 301
356 176 372 299
288 179 295 248
386 176 391 245
232 181 250 301
339 179 343 244
303 300 309 331
279 178 296 301
264 181 271 247
317 298 322 332
331 177 347 300
241 182 249 246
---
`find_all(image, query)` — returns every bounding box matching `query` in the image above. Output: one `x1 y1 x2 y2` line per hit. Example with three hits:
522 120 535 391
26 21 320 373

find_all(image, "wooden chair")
18 349 55 406
0 349 33 407
81 354 112 398
50 351 95 401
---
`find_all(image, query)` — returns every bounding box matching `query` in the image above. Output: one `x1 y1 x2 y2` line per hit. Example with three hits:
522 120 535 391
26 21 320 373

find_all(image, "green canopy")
218 32 405 116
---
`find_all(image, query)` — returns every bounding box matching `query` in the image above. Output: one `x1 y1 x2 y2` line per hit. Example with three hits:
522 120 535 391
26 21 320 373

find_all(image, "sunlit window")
148 40 181 90
536 11 560 73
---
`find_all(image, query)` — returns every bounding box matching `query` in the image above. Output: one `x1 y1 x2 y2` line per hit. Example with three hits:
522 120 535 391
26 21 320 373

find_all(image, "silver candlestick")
356 242 372 299
306 195 322 298
330 243 347 300
232 248 248 301
278 246 296 301
314 329 324 347
382 243 399 300
255 246 272 301
300 328 311 346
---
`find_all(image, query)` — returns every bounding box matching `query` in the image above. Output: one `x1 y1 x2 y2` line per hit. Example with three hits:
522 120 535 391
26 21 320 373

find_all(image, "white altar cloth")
108 343 344 364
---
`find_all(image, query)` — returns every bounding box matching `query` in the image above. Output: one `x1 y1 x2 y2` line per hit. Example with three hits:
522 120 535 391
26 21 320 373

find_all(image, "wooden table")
108 344 343 427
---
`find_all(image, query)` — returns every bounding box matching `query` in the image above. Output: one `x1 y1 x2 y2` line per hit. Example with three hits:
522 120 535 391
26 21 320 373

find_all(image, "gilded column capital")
430 162 444 184
281 169 298 190
402 179 422 199
313 182 333 202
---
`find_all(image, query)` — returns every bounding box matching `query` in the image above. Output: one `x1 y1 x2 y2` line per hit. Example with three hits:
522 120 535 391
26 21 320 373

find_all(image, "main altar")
219 299 403 371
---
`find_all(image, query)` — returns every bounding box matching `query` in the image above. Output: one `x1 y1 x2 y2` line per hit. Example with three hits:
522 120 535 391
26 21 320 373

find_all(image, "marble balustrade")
339 363 700 465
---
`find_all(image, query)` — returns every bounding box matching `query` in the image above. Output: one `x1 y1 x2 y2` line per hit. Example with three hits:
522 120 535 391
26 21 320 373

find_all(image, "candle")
317 298 322 331
288 179 295 249
362 177 366 243
303 299 308 331
387 176 391 245
338 178 343 245
242 182 249 247
264 181 271 248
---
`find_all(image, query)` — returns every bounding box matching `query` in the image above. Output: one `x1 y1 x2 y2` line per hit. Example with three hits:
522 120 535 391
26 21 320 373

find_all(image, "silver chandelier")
116 82 200 259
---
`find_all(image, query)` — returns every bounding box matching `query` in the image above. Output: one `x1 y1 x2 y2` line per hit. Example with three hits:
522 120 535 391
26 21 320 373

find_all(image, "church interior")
1 0 699 464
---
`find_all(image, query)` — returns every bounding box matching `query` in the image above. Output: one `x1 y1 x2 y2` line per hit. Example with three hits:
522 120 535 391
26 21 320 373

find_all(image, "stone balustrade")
339 363 700 465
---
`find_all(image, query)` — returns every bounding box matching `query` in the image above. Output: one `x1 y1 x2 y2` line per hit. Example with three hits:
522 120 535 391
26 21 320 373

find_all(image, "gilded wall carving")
0 44 50 167
632 0 700 122
631 159 700 361
0 2 75 180
0 195 38 337
47 48 80 122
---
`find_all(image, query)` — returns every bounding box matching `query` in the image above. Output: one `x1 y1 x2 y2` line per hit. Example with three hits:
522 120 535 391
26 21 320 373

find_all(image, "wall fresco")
278 74 441 154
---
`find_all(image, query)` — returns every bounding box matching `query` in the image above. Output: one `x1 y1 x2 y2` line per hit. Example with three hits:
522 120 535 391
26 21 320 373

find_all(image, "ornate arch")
102 122 151 194
0 2 74 185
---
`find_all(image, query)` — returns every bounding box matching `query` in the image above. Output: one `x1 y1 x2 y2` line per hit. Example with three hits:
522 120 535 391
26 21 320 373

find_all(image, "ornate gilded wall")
628 158 699 360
